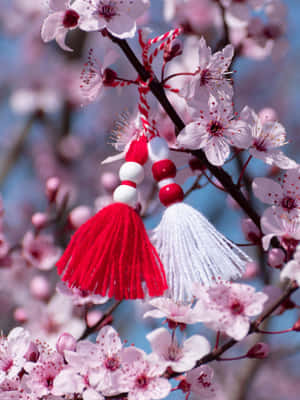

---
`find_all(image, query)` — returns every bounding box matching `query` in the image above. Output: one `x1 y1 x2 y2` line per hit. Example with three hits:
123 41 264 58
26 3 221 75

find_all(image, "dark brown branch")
107 34 262 229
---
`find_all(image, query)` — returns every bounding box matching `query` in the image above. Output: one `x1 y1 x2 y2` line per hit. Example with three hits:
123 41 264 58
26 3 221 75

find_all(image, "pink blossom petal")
264 149 297 169
79 15 106 32
120 0 150 19
225 315 250 341
205 137 230 166
83 388 105 400
177 121 208 149
107 14 136 39
252 177 283 205
183 335 210 359
96 326 122 356
53 369 85 395
198 37 211 69
147 378 171 400
56 27 73 52
146 328 170 360
41 11 64 42
50 0 69 11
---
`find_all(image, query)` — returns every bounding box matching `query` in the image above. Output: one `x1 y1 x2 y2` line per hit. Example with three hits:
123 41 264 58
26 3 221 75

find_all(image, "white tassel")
151 203 251 303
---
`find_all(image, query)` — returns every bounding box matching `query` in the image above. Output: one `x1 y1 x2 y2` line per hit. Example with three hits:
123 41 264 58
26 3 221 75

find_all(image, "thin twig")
0 114 37 187
78 300 122 341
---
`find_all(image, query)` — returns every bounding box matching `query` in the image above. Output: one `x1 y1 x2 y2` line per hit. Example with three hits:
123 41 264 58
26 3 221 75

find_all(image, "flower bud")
268 248 285 269
46 177 60 203
241 218 261 244
56 333 77 355
292 319 300 332
243 262 258 279
13 307 28 323
86 310 103 327
101 172 119 193
247 343 269 359
24 341 40 362
68 206 92 229
164 39 183 62
31 212 48 230
30 275 51 301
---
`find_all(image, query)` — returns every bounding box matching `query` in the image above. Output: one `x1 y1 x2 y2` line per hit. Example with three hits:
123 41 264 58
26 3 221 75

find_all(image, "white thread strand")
151 203 251 303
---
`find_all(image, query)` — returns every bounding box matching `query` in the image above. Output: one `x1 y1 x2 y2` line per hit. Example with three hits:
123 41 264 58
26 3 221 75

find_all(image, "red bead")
159 184 184 206
152 159 177 181
125 137 148 165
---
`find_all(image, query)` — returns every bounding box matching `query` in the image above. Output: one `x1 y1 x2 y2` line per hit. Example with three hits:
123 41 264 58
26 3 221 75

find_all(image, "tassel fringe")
151 203 251 303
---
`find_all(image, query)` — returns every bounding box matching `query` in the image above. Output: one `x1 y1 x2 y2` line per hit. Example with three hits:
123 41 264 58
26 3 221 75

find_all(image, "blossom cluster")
1 279 269 399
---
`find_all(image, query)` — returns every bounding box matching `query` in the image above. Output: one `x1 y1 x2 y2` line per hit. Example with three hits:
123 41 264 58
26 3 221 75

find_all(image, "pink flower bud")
30 275 51 301
24 341 40 362
86 310 103 327
58 136 83 162
243 262 258 279
293 319 300 332
13 307 28 323
164 39 183 62
31 212 48 230
101 172 119 193
56 333 77 355
258 107 278 123
247 343 269 359
68 206 92 229
46 177 60 203
268 248 285 269
241 218 261 244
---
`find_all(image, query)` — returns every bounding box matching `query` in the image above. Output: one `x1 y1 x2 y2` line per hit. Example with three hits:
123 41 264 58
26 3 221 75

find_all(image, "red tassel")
57 203 168 300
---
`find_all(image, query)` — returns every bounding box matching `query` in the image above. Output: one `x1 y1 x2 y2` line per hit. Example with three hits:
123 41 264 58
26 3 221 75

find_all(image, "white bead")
113 185 138 207
119 162 144 184
158 178 175 189
148 137 170 162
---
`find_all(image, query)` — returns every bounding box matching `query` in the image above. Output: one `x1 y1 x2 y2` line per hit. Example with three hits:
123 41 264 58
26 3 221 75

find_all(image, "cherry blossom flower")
52 340 104 398
253 169 300 218
240 106 296 169
23 351 64 397
121 349 171 400
193 283 268 341
41 0 84 51
75 0 150 39
185 365 216 398
146 328 210 373
80 47 119 103
144 298 199 325
181 37 234 105
177 99 251 166
280 243 300 285
261 206 300 250
0 328 31 384
22 231 62 271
